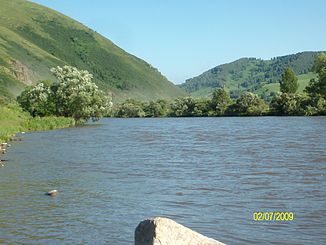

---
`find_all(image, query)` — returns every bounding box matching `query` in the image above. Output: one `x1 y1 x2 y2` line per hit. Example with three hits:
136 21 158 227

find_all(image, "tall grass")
24 116 75 131
0 103 75 142
0 104 28 142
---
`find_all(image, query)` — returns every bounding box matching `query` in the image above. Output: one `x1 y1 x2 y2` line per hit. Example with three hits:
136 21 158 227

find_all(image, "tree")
280 67 298 93
50 66 113 122
115 99 145 118
18 66 112 122
231 92 267 116
170 97 196 117
303 53 326 115
314 52 326 76
270 92 306 115
143 99 170 117
305 53 326 98
17 81 54 117
210 88 232 116
193 98 210 117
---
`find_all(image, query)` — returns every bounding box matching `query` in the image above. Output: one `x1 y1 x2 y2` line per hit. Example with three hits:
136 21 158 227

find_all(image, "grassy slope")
190 72 317 99
255 72 317 95
181 52 322 98
0 0 185 102
0 67 26 102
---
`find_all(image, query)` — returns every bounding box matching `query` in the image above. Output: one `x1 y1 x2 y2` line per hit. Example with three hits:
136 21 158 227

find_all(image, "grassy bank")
0 103 75 142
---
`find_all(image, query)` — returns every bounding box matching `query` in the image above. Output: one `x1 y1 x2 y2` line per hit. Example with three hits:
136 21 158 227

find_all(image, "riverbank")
0 103 75 145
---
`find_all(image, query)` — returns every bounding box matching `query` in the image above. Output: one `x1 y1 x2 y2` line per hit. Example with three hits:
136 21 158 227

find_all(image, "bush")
230 92 267 116
143 99 170 117
114 99 145 118
270 92 307 116
170 97 197 117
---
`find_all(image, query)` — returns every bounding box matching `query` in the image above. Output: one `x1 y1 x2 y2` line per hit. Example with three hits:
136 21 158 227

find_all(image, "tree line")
113 53 326 117
17 53 326 121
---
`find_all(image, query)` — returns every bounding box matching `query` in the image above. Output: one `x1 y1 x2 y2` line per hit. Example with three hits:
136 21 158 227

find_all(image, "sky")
31 0 326 84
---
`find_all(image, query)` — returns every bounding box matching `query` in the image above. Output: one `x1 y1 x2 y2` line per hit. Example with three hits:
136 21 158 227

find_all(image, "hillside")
0 0 185 102
180 52 322 99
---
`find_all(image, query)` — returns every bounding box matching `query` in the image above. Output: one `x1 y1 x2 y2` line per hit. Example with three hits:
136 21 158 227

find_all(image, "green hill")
180 52 322 99
0 0 185 102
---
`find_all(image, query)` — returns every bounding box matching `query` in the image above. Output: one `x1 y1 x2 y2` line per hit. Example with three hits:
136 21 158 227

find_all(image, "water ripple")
0 117 325 244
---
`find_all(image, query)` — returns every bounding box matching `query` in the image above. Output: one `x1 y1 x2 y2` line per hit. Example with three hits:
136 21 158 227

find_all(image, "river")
0 117 325 244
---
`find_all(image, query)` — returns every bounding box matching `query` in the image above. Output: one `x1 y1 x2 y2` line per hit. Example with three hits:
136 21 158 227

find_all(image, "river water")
0 117 325 244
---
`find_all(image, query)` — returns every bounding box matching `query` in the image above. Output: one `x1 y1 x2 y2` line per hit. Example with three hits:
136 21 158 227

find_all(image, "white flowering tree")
50 66 112 122
18 66 113 123
17 81 54 117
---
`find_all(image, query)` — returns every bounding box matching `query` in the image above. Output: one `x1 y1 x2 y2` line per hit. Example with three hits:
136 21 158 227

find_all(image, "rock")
46 190 59 196
1 144 6 150
135 217 225 245
9 137 22 142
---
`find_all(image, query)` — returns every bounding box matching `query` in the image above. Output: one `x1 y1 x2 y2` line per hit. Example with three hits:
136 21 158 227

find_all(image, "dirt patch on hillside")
10 59 33 85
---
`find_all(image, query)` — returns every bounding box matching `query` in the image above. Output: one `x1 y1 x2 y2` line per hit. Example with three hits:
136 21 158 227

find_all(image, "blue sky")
31 0 326 84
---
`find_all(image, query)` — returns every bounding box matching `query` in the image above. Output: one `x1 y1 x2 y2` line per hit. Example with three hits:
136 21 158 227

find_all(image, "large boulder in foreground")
135 217 225 245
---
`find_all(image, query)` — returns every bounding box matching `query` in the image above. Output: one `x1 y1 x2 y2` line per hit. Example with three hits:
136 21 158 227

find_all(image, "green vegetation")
114 54 326 117
1 65 111 142
0 103 74 142
18 66 112 123
180 52 323 99
0 0 185 102
115 99 146 118
230 92 268 116
256 72 317 96
302 53 326 115
23 116 75 131
112 91 267 118
211 88 232 116
143 99 170 117
0 104 28 142
270 93 307 116
170 97 198 117
0 67 26 103
307 53 326 97
280 67 298 93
